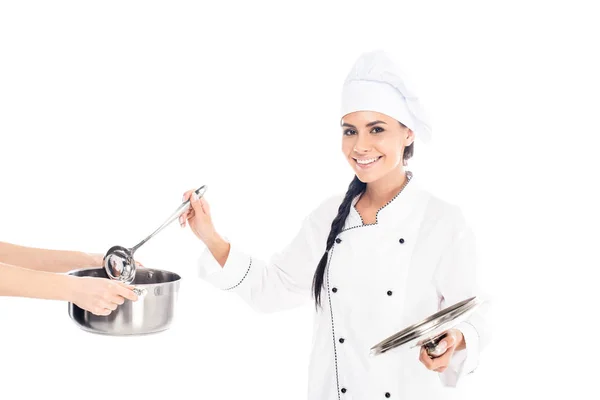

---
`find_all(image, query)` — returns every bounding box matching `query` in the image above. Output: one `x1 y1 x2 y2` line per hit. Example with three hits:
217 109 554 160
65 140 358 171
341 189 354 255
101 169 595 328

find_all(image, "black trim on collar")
350 171 413 230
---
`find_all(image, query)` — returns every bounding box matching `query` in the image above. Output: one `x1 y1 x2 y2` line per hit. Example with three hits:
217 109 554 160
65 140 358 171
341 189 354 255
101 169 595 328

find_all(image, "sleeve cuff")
439 321 480 387
455 320 480 375
198 242 253 291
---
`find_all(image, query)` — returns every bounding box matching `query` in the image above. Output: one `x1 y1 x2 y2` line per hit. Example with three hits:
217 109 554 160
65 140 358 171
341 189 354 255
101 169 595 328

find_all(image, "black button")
387 290 393 296
399 238 405 244
332 287 338 293
339 338 345 343
385 393 391 398
341 388 347 394
336 238 342 244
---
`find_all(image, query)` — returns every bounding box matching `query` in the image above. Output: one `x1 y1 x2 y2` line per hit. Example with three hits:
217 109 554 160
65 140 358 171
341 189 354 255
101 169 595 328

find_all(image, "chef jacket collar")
349 171 422 228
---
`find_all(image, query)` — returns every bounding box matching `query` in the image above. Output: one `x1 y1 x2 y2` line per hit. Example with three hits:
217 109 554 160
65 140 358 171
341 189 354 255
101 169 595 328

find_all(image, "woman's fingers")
113 283 138 302
103 300 118 311
106 293 125 305
419 345 455 372
199 197 210 214
190 193 209 216
92 304 113 316
180 190 197 227
419 347 436 369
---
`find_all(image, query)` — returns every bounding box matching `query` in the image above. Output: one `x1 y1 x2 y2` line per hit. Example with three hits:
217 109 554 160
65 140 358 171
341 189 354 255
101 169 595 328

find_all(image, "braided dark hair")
311 176 366 308
311 129 414 308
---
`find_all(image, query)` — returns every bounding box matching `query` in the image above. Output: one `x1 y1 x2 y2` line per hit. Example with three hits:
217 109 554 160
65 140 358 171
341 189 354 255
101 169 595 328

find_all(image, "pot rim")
66 266 182 286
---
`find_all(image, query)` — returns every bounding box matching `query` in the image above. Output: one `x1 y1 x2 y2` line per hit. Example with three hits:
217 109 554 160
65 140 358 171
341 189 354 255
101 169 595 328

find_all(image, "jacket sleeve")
433 208 491 387
197 211 327 313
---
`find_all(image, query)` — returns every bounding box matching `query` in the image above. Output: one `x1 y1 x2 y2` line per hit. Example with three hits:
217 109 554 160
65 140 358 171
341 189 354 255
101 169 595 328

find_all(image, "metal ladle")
103 185 207 284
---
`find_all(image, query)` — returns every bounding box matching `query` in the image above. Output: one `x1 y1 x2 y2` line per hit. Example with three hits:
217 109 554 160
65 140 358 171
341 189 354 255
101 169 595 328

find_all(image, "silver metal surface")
103 185 207 284
67 267 181 335
370 296 482 355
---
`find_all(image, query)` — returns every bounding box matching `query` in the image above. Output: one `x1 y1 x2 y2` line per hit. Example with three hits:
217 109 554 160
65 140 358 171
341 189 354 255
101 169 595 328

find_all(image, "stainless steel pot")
67 267 181 335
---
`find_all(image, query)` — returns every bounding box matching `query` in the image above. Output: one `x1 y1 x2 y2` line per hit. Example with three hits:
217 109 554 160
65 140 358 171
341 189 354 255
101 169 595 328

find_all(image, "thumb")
190 192 205 215
440 332 457 350
434 340 448 354
199 197 210 214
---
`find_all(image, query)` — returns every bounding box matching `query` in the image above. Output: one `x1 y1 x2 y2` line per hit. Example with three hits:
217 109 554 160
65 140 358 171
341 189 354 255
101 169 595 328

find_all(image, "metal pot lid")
370 296 482 355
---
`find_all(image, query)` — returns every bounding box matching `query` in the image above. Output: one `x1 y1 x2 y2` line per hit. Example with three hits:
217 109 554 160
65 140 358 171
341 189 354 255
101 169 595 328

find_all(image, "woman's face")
341 111 414 183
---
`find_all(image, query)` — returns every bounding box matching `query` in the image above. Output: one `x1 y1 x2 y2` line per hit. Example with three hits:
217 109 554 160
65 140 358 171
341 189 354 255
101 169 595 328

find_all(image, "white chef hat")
341 50 432 143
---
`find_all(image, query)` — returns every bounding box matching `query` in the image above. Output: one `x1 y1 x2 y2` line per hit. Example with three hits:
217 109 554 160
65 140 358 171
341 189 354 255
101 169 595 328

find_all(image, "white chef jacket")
198 173 487 399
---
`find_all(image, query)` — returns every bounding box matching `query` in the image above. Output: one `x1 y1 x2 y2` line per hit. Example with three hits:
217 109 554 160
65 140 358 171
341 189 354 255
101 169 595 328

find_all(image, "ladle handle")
131 185 207 252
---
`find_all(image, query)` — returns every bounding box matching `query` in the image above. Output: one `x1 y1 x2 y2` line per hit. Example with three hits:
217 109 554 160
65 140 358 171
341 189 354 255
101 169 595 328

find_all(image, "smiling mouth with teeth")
354 156 382 166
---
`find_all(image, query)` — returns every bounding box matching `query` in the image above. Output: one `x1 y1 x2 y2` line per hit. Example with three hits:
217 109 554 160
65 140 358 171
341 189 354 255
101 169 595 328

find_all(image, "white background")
1 1 598 399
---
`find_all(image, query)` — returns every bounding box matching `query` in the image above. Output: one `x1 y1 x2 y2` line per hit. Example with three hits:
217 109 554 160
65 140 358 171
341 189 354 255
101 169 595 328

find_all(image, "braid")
312 175 366 308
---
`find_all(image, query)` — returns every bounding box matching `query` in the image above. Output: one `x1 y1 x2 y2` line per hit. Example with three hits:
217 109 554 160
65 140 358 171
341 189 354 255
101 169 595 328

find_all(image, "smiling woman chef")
179 51 489 399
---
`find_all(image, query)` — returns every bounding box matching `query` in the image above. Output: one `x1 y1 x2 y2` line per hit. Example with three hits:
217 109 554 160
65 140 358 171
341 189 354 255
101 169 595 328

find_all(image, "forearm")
203 233 231 268
0 241 101 273
0 262 73 301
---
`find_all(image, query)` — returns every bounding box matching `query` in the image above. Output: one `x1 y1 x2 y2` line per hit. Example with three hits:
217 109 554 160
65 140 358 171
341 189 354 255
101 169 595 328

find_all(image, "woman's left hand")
419 329 464 373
